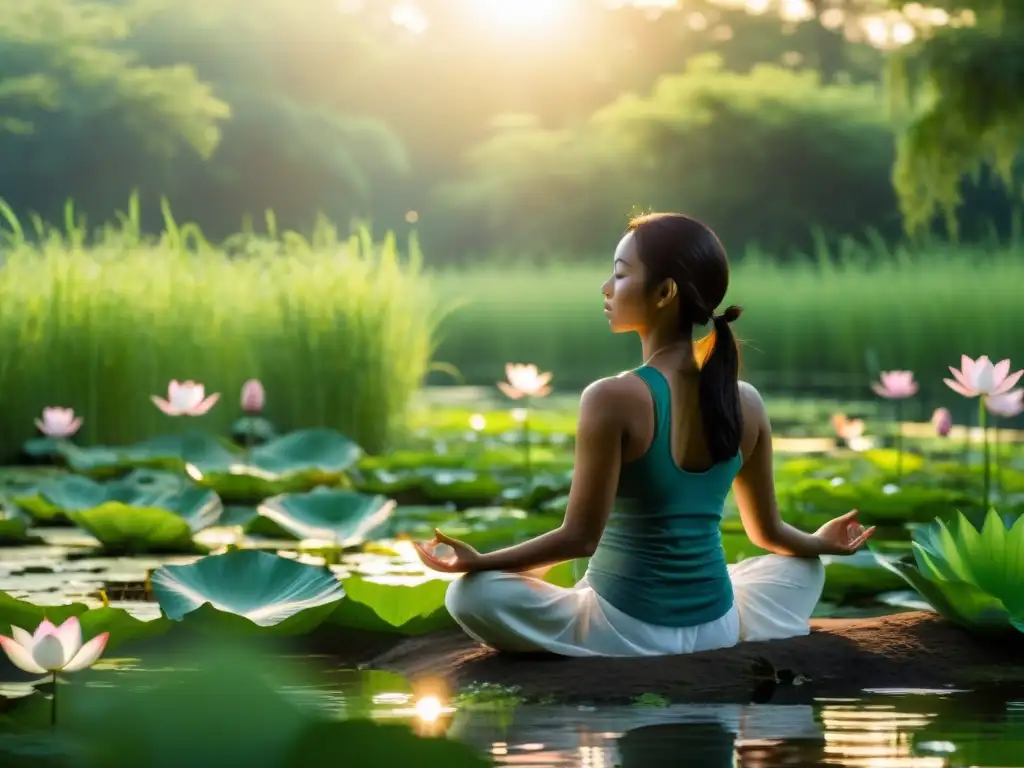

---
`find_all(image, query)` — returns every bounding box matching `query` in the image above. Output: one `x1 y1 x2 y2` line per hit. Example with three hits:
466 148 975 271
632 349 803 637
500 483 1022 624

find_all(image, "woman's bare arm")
475 377 627 572
732 384 827 558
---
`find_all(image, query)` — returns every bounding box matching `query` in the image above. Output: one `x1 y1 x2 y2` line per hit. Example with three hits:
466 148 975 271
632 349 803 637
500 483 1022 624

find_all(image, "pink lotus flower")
986 389 1024 419
34 407 83 438
931 407 953 437
240 379 265 414
0 617 108 674
831 412 865 440
871 370 918 399
151 380 220 416
944 355 1023 398
497 363 552 400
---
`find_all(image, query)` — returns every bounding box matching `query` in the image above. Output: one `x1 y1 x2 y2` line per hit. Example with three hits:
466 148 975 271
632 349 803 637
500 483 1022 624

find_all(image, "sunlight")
465 0 572 31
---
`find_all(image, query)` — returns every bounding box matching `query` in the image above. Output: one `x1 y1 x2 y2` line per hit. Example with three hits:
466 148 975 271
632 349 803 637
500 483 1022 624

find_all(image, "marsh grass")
432 241 1017 404
0 198 440 458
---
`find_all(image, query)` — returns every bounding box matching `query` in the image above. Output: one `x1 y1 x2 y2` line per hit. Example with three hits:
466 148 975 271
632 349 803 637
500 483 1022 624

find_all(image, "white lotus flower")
34 407 83 438
0 617 109 674
498 363 552 400
151 379 220 416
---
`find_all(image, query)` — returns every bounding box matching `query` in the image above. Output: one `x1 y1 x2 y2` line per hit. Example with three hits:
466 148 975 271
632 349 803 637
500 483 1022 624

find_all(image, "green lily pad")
788 478 975 526
21 436 66 460
0 592 170 653
327 577 454 635
821 549 905 601
253 487 396 543
231 416 277 444
420 470 505 506
187 429 362 501
861 448 926 475
150 549 344 634
0 502 36 545
67 487 223 554
57 431 237 476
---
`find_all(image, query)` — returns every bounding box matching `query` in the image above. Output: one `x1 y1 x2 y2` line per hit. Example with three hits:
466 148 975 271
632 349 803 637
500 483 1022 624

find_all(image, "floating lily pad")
150 549 344 634
821 548 907 601
231 416 277 444
0 592 169 653
0 501 37 545
328 577 454 635
20 436 65 461
420 470 505 506
56 431 236 476
788 478 975 526
254 488 396 543
67 488 223 554
187 429 362 501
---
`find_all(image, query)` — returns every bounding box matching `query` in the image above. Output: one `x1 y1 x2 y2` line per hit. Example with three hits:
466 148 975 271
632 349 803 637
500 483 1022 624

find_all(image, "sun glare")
465 0 572 31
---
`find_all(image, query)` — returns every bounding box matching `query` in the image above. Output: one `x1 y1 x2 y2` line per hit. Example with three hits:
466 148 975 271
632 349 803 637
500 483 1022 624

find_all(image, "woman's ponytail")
698 305 743 463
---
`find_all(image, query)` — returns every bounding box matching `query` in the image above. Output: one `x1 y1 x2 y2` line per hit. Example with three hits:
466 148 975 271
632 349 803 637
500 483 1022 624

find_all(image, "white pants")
445 554 826 657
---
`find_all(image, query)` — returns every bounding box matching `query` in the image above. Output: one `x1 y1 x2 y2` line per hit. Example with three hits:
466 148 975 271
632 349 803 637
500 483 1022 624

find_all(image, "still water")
5 656 1016 768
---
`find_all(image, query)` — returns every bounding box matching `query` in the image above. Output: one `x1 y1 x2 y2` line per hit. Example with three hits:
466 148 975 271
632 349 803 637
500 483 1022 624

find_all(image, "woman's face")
601 232 652 333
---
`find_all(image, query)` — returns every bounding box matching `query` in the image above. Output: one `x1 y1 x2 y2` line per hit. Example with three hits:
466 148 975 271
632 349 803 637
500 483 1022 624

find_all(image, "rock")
368 612 1024 704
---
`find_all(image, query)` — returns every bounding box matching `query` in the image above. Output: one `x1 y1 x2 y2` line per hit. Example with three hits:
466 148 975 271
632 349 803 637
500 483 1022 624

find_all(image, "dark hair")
627 212 742 463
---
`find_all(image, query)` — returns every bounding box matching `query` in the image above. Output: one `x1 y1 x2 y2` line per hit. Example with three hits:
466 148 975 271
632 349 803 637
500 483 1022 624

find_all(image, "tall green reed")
431 240 1017 406
0 196 441 458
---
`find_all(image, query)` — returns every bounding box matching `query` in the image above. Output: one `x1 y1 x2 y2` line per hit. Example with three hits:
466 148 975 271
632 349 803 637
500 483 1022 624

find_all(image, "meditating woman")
414 212 875 657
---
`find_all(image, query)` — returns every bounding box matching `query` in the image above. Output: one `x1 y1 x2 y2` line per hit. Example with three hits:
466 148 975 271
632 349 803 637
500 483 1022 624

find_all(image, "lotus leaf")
0 592 169 653
873 509 1024 634
329 577 454 635
420 470 504 505
187 429 362 500
0 501 35 544
254 487 396 543
788 478 975 526
56 431 237 476
150 549 343 634
820 549 905 601
21 436 64 460
861 448 926 475
230 416 277 444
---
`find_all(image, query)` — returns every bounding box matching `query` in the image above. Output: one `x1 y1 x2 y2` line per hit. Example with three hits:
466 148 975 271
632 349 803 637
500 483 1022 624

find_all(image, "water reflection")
449 690 1024 768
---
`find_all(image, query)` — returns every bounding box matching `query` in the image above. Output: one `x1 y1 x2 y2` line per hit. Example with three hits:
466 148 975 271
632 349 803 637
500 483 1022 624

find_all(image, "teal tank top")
586 366 742 628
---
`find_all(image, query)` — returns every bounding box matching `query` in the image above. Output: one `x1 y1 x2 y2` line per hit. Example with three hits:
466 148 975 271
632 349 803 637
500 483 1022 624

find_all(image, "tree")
886 0 1024 236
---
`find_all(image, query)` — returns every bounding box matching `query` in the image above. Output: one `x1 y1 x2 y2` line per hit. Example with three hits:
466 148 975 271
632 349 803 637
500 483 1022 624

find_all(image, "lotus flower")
944 355 1023 398
497 363 552 400
986 389 1024 419
241 379 265 414
34 407 83 438
874 510 1024 634
151 380 220 416
931 407 952 437
871 370 919 399
0 617 109 674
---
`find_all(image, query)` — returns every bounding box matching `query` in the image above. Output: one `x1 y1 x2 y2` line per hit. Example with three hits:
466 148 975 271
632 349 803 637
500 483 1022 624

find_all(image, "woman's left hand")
413 529 484 573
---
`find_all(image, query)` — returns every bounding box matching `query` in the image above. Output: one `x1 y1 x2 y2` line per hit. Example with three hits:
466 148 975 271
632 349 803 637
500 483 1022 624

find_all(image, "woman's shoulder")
580 372 650 414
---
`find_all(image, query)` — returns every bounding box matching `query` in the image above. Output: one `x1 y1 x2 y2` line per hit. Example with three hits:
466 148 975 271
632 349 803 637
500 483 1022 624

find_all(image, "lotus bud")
241 379 265 414
931 407 953 437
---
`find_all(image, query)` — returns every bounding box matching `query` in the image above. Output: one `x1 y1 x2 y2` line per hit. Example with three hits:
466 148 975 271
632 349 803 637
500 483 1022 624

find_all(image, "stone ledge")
367 612 1024 704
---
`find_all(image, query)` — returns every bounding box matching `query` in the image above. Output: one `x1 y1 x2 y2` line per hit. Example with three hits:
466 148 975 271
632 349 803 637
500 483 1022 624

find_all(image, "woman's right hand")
813 509 875 555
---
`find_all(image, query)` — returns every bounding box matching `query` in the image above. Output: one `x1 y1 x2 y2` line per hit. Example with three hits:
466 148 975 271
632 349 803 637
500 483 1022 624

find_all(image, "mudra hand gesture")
814 509 875 555
414 529 483 573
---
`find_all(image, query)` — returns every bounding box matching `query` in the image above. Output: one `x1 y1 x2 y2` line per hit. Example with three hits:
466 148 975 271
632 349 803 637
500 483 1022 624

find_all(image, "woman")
414 212 875 657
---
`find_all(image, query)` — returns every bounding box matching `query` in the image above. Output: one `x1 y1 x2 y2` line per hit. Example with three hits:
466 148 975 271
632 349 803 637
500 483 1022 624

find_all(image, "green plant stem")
522 406 532 482
51 671 57 728
895 399 904 481
979 398 990 512
243 424 254 467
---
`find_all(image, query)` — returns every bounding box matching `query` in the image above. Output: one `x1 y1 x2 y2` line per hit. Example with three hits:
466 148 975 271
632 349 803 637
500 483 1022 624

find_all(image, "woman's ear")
655 278 678 309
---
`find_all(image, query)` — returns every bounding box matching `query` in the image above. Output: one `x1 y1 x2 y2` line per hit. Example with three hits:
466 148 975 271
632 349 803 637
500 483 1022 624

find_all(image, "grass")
0 198 440 459
431 241 1019 406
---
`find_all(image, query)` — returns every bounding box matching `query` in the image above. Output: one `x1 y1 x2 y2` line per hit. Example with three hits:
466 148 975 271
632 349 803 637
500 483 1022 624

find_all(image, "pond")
4 656 1021 767
1 389 1022 765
